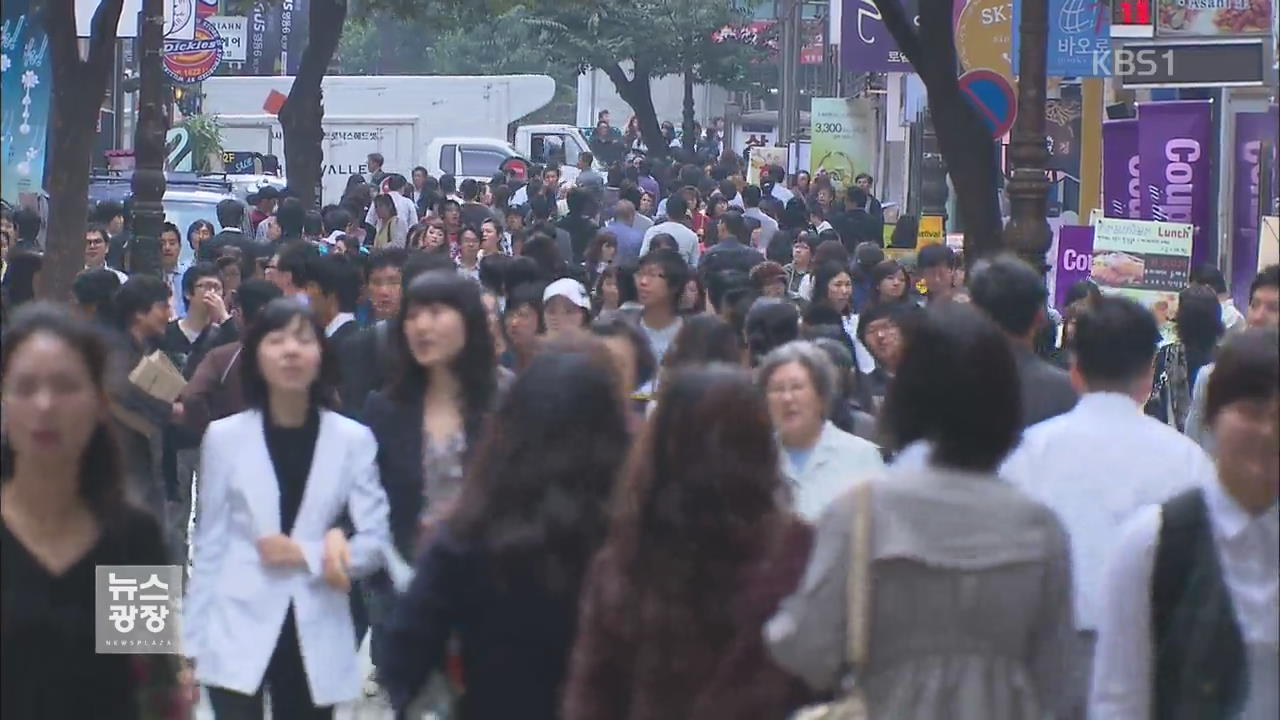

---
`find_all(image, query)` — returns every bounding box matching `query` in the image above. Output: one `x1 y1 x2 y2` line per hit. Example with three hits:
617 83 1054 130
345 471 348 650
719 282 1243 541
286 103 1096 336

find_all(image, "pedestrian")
635 249 689 368
968 254 1078 428
867 259 911 307
854 301 921 412
187 219 215 261
183 299 391 719
916 244 958 305
590 316 657 429
502 282 544 372
749 261 789 300
562 365 815 720
159 222 188 319
759 340 884 520
584 231 618 289
456 226 483 282
591 265 622 317
1190 263 1248 335
640 193 701 269
783 232 815 299
382 349 631 719
1145 284 1223 431
202 199 254 262
767 302 1075 720
542 277 591 338
1002 296 1217 718
659 314 744 386
1 304 182 720
71 268 121 330
158 262 233 377
247 186 280 234
372 194 407 250
745 299 801 364
701 211 765 280
85 224 128 283
1186 264 1280 452
1090 327 1279 720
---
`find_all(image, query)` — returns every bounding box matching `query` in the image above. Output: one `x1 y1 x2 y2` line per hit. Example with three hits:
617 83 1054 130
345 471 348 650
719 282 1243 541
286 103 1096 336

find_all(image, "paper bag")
128 351 187 404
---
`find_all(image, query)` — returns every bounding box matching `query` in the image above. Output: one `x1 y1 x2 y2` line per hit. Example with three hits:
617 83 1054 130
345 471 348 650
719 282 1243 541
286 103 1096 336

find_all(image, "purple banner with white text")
1138 100 1215 269
1231 107 1279 308
1102 119 1140 220
1054 226 1095 309
840 0 920 73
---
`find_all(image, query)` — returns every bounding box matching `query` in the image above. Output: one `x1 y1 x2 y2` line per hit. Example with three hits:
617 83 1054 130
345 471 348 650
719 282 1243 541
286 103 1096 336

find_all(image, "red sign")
163 19 223 85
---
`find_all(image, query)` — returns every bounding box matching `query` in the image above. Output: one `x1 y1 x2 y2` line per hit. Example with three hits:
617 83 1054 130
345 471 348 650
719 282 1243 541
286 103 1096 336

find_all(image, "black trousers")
206 609 333 720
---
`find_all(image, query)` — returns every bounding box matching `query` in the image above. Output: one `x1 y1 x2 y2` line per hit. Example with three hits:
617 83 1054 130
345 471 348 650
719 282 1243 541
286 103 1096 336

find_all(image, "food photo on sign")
1091 217 1194 328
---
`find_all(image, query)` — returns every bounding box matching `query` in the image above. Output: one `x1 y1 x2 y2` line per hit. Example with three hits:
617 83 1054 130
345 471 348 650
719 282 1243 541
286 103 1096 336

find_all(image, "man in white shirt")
634 248 688 370
765 165 794 205
639 192 700 269
85 224 129 283
1002 296 1217 719
159 222 189 319
1090 328 1278 720
741 185 779 254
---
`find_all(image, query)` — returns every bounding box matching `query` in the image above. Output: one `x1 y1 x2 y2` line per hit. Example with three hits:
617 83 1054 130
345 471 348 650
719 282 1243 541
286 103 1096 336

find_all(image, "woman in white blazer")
758 340 886 521
182 298 391 719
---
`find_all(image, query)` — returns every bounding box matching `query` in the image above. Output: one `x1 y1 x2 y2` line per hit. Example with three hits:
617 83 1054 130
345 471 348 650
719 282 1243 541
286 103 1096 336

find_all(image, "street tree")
517 0 767 159
872 0 1004 262
41 0 126 301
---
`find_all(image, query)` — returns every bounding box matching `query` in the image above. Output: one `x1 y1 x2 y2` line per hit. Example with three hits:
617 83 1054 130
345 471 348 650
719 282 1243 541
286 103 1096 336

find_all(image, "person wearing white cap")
542 277 591 337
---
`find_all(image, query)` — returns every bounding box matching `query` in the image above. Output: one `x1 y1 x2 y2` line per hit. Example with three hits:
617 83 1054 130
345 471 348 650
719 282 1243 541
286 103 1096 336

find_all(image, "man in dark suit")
969 255 1079 429
201 198 256 262
831 186 884 254
701 210 764 280
303 253 365 416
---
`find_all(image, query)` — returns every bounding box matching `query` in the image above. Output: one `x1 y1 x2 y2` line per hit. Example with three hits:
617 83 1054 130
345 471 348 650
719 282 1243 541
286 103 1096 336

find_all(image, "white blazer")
182 408 391 707
779 420 885 522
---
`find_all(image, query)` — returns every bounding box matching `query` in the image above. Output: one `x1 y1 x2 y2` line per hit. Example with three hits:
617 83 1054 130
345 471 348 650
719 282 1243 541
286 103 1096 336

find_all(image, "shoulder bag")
790 481 874 720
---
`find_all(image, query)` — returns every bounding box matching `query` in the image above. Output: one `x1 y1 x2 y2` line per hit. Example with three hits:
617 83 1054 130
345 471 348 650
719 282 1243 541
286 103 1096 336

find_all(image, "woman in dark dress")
1 303 183 720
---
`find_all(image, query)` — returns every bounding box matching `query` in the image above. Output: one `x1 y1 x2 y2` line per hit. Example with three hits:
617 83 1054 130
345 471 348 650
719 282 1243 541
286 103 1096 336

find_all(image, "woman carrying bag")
767 303 1075 720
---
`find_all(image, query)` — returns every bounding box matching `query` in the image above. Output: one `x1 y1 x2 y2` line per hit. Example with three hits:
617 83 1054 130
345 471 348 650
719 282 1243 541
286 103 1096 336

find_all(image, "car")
88 172 241 266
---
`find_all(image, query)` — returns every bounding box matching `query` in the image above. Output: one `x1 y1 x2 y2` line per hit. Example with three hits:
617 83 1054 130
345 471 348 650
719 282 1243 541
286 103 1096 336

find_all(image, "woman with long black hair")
2 304 182 719
183 299 391 719
383 346 631 719
563 365 815 719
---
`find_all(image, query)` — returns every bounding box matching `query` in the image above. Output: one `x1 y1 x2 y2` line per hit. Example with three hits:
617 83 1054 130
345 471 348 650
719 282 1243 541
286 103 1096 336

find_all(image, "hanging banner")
245 0 281 75
1230 107 1279 307
1054 225 1096 308
954 0 1015 86
809 98 877 189
1013 0 1114 76
1102 119 1140 218
840 0 920 73
208 16 247 62
2 0 52 204
1138 100 1214 268
1156 0 1272 37
1092 217 1194 322
75 0 197 40
285 0 309 75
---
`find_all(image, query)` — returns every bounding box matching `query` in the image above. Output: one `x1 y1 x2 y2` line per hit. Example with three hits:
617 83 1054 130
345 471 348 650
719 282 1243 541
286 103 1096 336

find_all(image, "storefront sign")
1114 39 1267 87
917 215 944 246
1138 100 1214 268
1092 217 1194 321
1046 97 1083 179
1014 0 1114 77
1230 107 1279 307
208 16 247 63
809 98 877 189
747 146 788 185
955 0 1014 85
1054 225 1095 308
1156 0 1272 37
840 0 920 73
163 18 223 84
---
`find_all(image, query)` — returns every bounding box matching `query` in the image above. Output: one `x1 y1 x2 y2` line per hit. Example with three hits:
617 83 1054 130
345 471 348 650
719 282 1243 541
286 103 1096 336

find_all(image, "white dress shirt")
1185 362 1216 455
1089 478 1279 720
324 312 355 338
364 192 418 238
744 206 779 253
771 184 795 205
1001 391 1216 631
640 221 701 269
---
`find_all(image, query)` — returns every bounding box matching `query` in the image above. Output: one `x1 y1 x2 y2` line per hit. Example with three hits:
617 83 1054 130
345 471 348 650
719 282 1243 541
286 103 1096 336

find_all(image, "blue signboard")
1013 0 1113 77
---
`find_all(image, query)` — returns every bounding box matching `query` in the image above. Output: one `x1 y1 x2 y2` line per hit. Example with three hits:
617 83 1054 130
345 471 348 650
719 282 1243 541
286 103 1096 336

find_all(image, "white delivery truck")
201 75 595 203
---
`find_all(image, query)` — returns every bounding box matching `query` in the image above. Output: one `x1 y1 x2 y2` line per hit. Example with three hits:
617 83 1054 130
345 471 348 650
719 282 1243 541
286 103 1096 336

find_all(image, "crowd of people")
0 141 1277 720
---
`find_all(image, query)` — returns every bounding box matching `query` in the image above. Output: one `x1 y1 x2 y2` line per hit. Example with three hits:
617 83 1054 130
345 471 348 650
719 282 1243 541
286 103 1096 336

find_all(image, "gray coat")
766 466 1076 720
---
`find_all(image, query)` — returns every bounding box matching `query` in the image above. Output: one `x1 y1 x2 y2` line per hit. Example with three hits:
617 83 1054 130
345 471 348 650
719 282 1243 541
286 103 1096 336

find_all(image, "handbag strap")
845 481 872 666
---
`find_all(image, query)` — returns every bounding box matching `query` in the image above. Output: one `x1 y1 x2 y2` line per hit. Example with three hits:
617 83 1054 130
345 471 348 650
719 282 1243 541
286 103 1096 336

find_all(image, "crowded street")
2 0 1279 719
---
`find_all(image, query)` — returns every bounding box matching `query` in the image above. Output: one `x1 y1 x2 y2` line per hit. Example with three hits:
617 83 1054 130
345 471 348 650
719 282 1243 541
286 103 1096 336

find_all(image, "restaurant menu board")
1092 217 1193 326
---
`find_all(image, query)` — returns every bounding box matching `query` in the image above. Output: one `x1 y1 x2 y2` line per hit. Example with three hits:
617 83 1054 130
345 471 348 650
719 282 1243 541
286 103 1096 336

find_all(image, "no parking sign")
959 69 1016 138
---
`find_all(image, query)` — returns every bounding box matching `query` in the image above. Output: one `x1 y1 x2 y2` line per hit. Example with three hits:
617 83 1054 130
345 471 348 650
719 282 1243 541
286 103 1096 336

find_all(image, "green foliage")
180 114 226 172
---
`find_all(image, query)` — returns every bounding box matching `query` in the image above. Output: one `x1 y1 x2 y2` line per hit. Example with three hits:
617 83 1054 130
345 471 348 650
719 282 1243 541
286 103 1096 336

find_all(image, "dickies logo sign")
163 18 223 85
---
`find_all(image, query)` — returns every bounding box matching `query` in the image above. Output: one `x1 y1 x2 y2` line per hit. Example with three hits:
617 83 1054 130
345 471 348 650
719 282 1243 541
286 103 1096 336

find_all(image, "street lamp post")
1002 0 1052 272
130 0 168 277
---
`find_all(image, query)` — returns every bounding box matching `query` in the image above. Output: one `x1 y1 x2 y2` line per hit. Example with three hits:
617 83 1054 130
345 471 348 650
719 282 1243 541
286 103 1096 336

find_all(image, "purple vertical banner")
840 0 919 73
1138 100 1215 269
1231 106 1279 308
1054 226 1096 308
1102 119 1139 219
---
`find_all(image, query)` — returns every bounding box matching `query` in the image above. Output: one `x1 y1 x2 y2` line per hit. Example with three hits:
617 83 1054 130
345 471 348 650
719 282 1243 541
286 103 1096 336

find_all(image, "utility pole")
130 0 167 277
1002 0 1051 272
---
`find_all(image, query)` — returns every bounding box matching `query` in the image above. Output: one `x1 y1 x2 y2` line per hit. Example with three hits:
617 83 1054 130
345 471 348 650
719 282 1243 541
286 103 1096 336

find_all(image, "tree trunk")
129 0 168 278
602 62 667 159
278 0 347 208
681 67 696 157
41 0 124 302
874 0 1004 265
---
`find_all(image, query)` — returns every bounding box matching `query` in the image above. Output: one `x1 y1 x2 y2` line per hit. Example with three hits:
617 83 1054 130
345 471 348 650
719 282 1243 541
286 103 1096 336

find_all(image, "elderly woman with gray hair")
758 341 885 521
